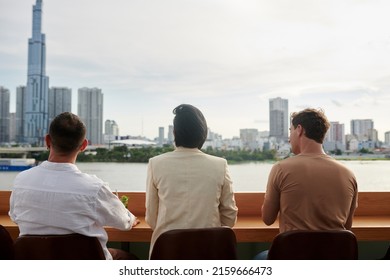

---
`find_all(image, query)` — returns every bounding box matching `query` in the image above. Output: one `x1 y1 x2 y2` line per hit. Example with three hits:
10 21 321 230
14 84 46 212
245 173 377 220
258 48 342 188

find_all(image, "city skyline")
1 0 390 140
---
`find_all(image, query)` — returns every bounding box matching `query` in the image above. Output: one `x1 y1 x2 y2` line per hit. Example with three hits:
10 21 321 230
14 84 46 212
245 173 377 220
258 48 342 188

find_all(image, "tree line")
26 146 277 163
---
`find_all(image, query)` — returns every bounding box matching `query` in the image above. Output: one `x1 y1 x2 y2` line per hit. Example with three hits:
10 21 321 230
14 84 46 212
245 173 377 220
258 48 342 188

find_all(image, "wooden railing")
1 191 390 242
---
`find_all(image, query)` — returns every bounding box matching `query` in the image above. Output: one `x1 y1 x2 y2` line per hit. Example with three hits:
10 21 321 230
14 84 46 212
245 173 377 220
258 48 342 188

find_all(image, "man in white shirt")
9 112 139 260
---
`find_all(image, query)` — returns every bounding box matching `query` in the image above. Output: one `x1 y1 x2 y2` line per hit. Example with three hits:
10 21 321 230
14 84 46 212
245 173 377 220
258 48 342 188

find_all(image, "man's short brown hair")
291 108 330 144
49 112 86 153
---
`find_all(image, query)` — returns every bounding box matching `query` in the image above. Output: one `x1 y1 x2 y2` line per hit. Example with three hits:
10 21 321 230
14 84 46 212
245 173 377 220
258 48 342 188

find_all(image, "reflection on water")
1 160 390 191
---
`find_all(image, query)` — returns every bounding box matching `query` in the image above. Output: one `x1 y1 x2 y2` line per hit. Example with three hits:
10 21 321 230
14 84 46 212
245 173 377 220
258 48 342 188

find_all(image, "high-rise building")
105 120 119 137
324 121 345 152
78 87 103 145
385 131 390 146
167 125 174 145
350 119 374 141
240 128 259 150
0 86 10 143
24 0 49 145
16 86 27 143
269 97 288 141
48 87 72 123
158 127 165 146
9 113 16 143
326 122 345 144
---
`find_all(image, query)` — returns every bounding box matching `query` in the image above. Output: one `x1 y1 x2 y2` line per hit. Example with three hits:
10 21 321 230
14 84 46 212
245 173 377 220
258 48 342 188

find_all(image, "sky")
1 0 390 141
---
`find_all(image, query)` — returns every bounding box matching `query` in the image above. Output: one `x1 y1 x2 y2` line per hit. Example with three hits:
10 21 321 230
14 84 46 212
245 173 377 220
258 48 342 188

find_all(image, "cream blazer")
145 147 238 256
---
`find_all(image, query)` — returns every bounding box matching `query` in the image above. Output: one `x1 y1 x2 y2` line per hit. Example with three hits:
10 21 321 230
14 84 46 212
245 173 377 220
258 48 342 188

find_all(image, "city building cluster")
1 1 390 156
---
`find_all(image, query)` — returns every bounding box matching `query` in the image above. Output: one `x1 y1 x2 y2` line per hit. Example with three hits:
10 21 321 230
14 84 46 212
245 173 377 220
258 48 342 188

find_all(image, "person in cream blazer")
145 104 238 257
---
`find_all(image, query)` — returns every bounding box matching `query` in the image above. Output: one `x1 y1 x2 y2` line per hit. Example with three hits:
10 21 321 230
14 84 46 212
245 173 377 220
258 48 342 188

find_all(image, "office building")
168 125 174 145
0 86 10 143
324 122 345 152
24 0 49 145
385 131 390 146
350 119 375 141
48 87 72 123
78 87 103 145
158 127 165 146
269 97 288 141
240 128 259 150
9 113 16 142
105 120 119 137
15 86 27 143
104 119 119 144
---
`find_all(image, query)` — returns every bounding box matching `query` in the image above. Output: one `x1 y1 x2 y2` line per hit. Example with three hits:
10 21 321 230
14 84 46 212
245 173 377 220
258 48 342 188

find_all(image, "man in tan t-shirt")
256 108 358 259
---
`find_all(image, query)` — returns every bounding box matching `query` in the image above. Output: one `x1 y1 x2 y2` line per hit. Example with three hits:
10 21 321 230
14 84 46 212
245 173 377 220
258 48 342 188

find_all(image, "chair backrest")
14 233 106 260
267 230 358 260
150 227 237 260
0 225 14 260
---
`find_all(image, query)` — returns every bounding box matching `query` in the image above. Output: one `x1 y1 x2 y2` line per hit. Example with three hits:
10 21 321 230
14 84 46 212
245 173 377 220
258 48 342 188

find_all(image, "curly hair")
291 108 330 144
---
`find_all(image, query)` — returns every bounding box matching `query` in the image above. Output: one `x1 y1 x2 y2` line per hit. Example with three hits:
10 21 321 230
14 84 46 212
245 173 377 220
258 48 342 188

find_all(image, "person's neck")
298 139 326 155
48 152 78 164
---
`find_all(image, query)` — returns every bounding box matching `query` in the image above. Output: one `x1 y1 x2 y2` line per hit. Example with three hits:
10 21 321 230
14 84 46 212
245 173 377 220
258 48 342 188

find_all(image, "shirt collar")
40 160 80 172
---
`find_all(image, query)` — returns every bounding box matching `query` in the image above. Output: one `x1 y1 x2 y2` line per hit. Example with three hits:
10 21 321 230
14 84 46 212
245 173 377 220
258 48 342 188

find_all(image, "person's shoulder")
198 151 228 166
149 151 175 162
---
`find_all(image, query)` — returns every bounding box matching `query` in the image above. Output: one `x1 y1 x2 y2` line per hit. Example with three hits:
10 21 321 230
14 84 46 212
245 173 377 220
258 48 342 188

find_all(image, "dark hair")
173 104 208 149
291 108 330 144
49 112 86 153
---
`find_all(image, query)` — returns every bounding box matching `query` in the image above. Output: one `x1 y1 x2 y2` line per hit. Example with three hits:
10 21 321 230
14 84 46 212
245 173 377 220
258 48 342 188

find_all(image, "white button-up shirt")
9 161 136 260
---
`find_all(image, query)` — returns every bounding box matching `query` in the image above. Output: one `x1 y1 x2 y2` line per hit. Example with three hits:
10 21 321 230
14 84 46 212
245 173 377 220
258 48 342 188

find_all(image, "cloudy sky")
1 0 390 140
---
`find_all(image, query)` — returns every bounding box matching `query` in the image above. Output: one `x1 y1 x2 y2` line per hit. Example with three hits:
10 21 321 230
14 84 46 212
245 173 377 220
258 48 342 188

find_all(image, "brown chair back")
14 233 105 260
150 227 237 260
0 225 14 260
268 229 358 260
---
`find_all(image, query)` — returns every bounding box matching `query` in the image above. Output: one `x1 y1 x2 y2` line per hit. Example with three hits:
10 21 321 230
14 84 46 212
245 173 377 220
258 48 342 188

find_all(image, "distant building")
9 113 16 143
24 0 49 145
15 86 27 143
350 119 375 141
240 128 259 150
78 87 103 145
48 87 72 123
0 86 10 143
324 122 346 152
158 127 164 146
385 131 390 146
167 125 174 145
269 97 288 142
104 119 119 144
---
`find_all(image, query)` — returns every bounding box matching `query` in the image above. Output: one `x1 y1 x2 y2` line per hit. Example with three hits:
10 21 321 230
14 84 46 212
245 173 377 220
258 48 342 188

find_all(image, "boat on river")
0 158 36 171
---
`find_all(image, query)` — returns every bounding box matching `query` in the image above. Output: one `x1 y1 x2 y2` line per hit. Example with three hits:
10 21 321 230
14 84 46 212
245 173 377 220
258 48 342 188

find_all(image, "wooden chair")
150 227 237 260
267 230 358 260
0 225 14 260
14 233 106 260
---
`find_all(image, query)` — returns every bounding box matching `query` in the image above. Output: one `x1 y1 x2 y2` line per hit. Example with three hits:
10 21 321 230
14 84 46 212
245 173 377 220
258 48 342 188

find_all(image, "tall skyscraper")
48 87 72 124
158 127 165 146
0 86 10 143
9 113 16 143
167 125 174 145
24 0 49 145
16 86 27 143
269 97 288 141
78 87 103 145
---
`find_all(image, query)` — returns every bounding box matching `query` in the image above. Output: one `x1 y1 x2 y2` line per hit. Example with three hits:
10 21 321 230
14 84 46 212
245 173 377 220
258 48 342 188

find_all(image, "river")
1 160 390 191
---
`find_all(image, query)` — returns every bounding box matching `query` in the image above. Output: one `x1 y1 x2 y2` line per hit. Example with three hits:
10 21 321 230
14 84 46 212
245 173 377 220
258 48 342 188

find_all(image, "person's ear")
80 139 88 152
45 134 51 150
296 125 304 136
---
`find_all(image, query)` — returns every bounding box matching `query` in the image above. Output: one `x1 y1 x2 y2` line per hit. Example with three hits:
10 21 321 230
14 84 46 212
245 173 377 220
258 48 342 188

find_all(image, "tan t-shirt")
262 154 358 232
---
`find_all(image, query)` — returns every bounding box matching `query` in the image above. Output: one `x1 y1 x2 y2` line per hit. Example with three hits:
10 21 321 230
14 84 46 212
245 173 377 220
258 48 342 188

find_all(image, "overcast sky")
1 0 390 140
